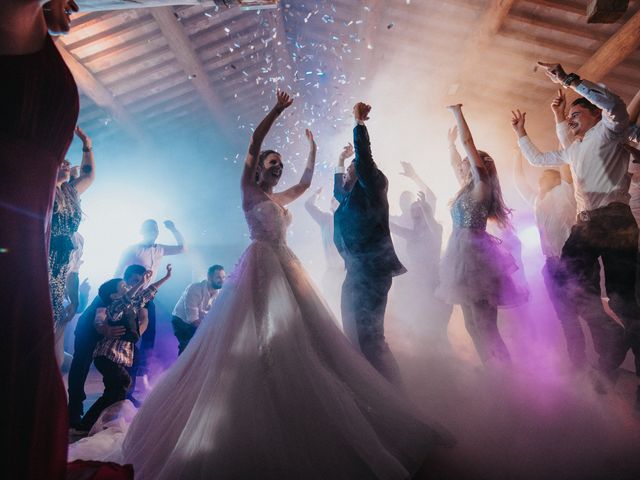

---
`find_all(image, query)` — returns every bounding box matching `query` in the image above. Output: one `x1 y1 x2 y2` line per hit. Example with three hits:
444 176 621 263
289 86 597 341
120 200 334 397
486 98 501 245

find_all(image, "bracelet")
82 146 92 152
562 73 580 89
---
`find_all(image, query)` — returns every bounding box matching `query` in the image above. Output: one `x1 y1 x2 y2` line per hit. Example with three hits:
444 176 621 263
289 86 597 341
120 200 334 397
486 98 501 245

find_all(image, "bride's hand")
305 129 316 150
274 90 294 113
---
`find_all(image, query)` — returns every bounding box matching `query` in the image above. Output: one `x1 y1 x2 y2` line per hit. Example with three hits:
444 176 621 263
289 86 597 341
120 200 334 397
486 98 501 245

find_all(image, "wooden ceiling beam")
578 7 640 81
264 5 296 90
508 10 609 42
497 28 593 58
56 40 147 140
96 44 170 79
150 6 230 135
65 15 155 52
521 0 585 15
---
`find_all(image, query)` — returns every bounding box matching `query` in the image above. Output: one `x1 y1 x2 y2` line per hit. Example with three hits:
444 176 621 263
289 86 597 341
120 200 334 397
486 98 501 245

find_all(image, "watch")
562 73 581 89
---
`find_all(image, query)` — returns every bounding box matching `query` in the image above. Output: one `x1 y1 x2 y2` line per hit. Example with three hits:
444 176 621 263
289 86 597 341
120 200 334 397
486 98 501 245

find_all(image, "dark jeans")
560 203 640 375
341 265 401 385
542 256 587 368
67 296 102 426
171 315 197 355
80 356 131 431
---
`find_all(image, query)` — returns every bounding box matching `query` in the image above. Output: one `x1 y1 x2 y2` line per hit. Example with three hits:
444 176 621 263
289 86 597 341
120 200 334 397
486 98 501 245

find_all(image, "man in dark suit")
333 102 406 385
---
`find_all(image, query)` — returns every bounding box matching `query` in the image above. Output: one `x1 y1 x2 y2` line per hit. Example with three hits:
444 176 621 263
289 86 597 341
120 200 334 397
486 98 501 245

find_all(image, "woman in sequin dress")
50 126 95 365
437 104 527 366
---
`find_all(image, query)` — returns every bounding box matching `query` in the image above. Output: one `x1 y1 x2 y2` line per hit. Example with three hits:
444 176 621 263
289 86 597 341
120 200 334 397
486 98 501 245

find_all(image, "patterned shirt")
93 286 157 366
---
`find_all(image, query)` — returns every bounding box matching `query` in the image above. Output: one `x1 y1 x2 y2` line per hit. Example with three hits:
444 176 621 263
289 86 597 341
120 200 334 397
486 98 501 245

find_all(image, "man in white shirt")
171 265 225 355
512 63 639 395
115 219 188 388
513 149 586 367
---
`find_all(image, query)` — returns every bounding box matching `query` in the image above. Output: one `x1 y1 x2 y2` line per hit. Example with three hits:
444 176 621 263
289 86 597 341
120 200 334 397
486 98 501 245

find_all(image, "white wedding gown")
71 199 452 479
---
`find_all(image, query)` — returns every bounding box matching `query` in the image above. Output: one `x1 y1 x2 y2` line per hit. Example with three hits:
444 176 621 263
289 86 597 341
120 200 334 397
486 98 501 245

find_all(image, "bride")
77 92 453 479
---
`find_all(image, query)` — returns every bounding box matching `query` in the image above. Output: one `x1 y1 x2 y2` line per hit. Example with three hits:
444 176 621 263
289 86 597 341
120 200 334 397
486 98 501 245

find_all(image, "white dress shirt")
172 280 218 324
118 244 165 282
534 181 577 258
519 80 631 214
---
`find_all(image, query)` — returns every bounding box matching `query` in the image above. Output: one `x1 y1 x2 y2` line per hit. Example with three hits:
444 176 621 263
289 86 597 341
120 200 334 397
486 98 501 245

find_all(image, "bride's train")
72 200 453 479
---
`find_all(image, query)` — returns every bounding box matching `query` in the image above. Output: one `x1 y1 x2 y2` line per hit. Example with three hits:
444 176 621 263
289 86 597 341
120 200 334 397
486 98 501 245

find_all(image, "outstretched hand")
163 220 176 231
75 125 91 148
339 143 354 161
305 128 316 149
511 109 527 137
353 102 371 122
537 62 568 84
165 264 173 277
399 161 417 179
275 90 294 113
551 88 566 117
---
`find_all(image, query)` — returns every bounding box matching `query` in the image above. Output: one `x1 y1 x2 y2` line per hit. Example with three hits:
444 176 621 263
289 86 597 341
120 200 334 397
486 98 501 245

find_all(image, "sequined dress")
436 190 527 307
71 199 453 478
50 182 82 332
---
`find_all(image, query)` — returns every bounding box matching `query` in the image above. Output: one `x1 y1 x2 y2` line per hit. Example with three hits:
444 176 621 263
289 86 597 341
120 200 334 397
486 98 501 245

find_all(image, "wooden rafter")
150 6 231 137
578 7 640 81
55 40 147 139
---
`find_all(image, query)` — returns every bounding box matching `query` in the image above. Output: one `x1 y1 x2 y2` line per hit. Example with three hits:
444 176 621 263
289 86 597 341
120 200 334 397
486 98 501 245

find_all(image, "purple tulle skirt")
436 228 529 308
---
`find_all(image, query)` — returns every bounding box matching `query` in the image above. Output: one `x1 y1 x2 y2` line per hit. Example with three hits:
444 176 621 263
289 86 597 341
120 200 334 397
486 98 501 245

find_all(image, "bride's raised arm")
241 91 293 202
272 129 316 206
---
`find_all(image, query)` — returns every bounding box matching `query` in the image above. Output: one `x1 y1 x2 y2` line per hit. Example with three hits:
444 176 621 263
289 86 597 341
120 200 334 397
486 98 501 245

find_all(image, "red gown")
0 34 79 479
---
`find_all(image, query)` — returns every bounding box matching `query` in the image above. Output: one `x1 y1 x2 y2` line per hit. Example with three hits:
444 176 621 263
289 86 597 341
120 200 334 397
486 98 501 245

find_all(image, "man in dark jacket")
334 102 406 385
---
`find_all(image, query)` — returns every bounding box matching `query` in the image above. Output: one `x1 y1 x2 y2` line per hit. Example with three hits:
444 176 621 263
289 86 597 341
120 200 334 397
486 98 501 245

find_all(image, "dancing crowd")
3 1 640 479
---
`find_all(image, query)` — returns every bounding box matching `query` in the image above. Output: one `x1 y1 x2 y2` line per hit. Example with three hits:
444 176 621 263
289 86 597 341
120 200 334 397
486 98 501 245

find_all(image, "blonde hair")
452 151 512 229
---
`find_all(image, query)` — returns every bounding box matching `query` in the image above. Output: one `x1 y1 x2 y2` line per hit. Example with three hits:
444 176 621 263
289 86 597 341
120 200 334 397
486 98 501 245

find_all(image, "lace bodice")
451 190 488 230
245 199 292 244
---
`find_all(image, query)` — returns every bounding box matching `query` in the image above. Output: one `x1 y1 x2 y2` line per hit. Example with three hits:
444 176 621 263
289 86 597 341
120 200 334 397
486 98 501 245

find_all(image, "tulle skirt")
73 240 452 479
436 228 528 308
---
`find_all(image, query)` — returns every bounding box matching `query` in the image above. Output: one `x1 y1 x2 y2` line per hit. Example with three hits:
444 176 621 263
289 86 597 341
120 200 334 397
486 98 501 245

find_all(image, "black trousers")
560 203 640 375
341 266 401 385
171 315 197 355
80 356 131 431
542 256 588 368
67 331 100 426
67 296 102 426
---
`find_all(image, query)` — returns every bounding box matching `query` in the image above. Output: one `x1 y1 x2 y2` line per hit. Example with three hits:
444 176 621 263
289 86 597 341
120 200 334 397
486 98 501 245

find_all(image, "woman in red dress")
0 1 79 478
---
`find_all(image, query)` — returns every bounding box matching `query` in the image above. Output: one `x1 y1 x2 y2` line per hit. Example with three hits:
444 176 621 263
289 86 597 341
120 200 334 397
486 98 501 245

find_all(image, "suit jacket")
333 124 406 276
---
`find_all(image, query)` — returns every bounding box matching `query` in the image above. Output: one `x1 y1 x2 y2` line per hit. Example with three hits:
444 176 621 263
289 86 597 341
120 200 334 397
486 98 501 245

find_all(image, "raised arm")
538 62 629 134
160 220 187 255
272 129 316 206
352 102 382 190
447 126 466 186
305 188 330 226
447 104 489 193
333 143 354 203
70 126 95 195
241 91 293 200
148 264 172 291
389 221 414 240
511 109 568 166
399 161 437 211
551 89 574 149
512 150 536 205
